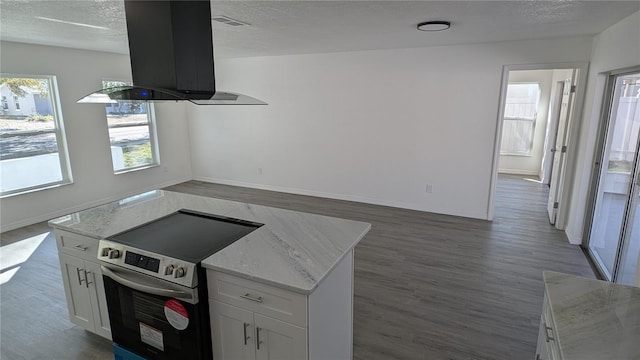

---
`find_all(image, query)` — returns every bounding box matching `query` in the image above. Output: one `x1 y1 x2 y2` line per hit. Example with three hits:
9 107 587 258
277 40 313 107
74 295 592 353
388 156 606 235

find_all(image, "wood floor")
0 175 594 360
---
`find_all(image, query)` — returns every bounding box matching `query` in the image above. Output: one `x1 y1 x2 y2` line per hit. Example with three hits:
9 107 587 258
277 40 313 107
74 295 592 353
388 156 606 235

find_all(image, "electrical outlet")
425 184 433 194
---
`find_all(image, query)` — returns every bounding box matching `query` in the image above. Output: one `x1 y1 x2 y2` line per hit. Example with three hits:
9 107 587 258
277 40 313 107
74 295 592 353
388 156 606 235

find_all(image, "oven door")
101 264 210 360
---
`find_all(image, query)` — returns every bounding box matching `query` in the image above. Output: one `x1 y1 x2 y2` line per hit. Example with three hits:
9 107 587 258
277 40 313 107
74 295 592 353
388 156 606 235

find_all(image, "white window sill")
0 180 74 199
114 163 160 175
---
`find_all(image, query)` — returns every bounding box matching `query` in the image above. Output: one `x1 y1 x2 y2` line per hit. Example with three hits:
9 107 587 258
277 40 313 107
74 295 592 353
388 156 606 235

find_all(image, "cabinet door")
85 261 111 339
255 313 307 360
210 300 256 360
542 299 561 359
535 315 549 360
58 253 94 331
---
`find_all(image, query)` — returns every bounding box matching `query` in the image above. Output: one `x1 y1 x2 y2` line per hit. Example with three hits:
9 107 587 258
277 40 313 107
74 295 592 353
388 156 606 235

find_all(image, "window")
0 74 72 196
500 83 540 156
102 81 159 172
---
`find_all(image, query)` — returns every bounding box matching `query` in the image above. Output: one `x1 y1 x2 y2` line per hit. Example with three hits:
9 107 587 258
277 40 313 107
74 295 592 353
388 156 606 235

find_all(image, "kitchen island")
536 271 640 360
49 189 371 359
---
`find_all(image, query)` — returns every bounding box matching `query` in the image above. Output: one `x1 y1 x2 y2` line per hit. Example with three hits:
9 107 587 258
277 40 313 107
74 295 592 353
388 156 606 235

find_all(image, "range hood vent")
77 86 266 105
78 0 265 106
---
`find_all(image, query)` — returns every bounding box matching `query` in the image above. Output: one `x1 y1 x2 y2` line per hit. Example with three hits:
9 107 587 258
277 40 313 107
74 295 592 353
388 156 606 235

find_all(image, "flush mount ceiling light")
417 21 451 32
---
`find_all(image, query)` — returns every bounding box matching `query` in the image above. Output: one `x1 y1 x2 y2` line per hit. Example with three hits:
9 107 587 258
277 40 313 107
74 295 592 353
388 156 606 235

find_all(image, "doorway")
488 63 589 229
584 68 640 285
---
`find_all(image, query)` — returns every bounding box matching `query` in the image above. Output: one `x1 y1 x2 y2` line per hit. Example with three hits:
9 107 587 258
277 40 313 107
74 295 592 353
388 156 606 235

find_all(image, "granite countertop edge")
202 225 370 295
542 271 640 360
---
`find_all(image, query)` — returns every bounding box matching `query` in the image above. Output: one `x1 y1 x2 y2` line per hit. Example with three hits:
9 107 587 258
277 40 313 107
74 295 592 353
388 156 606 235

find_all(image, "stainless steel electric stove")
97 209 262 360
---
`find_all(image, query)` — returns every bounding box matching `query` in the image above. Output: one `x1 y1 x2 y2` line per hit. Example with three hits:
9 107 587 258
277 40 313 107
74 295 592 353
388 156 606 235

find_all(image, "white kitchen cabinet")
254 313 307 360
208 249 355 360
85 260 111 338
535 311 550 360
59 253 93 330
55 230 111 339
210 300 256 360
210 300 307 360
535 294 560 360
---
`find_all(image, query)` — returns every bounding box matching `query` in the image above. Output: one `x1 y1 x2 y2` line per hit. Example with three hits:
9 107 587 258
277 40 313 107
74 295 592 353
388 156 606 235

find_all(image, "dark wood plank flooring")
1 175 594 359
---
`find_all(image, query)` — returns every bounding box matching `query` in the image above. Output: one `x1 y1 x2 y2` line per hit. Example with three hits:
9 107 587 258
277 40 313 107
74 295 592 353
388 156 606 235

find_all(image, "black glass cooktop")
107 210 262 263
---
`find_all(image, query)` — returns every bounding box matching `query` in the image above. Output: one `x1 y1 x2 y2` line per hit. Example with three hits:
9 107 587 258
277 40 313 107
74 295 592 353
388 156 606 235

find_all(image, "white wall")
188 36 593 219
498 70 553 177
0 42 193 231
565 11 640 245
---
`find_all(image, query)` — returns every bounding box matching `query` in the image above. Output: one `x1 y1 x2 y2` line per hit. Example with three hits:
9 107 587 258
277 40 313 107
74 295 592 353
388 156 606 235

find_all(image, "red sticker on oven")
164 299 189 330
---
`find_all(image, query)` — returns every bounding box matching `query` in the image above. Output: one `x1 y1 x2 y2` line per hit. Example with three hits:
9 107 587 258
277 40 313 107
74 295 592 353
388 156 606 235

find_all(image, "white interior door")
547 76 576 225
541 81 565 185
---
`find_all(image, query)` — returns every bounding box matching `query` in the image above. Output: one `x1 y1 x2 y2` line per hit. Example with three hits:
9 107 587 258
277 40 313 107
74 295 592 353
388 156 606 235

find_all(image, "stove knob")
164 265 175 276
101 248 111 257
108 249 121 259
174 267 186 278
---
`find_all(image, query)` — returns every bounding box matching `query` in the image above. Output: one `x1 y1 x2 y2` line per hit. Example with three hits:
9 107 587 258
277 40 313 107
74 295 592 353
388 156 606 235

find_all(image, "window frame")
0 73 73 197
500 82 540 157
102 79 160 173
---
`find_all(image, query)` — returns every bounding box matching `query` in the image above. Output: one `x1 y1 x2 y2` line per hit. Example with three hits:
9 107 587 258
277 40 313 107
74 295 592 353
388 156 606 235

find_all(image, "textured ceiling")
1 1 639 58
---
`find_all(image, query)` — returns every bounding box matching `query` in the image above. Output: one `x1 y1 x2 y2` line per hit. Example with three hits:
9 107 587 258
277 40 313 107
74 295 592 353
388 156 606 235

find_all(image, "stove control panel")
97 240 198 288
125 251 160 273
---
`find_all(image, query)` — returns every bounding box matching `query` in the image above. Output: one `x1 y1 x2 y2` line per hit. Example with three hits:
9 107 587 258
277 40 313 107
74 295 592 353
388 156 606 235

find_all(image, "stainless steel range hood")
78 0 266 106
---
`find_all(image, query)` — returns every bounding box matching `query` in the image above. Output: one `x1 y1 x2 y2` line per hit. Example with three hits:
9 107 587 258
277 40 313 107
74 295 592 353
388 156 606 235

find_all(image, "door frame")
487 62 590 225
581 65 640 281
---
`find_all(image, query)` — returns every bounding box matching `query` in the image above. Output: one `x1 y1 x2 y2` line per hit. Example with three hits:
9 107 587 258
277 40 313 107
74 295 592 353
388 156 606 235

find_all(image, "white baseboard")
1 176 191 233
498 169 541 177
192 176 487 220
564 223 583 245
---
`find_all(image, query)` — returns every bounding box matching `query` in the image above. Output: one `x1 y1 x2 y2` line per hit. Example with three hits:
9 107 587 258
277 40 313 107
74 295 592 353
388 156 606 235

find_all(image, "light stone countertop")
543 271 640 359
49 190 371 294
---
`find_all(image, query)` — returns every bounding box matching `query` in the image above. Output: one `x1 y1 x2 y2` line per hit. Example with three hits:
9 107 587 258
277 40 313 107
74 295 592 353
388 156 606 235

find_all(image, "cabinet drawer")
542 296 561 359
55 230 100 261
207 271 307 327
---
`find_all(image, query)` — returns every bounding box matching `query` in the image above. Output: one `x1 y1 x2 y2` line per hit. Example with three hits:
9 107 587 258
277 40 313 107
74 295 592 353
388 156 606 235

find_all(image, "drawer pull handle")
256 327 263 350
544 322 555 342
243 322 250 345
73 245 89 251
85 271 93 288
240 293 263 303
76 268 86 286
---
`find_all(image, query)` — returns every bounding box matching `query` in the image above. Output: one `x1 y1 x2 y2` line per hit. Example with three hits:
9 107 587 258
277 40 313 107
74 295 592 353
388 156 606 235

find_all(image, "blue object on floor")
113 343 147 360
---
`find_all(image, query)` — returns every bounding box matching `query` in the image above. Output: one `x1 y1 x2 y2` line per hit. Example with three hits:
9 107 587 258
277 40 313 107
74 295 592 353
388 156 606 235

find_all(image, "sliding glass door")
618 183 639 284
586 70 640 285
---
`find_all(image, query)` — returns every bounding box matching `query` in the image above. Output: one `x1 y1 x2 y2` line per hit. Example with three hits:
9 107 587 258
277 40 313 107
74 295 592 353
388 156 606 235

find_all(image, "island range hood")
78 0 266 105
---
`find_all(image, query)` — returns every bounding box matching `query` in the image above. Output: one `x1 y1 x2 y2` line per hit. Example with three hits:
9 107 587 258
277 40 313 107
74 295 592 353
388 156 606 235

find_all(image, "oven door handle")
101 265 193 301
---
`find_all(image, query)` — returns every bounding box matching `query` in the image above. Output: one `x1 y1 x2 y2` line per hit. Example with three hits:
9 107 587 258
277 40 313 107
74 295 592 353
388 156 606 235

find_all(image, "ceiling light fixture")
417 21 451 32
35 16 110 30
